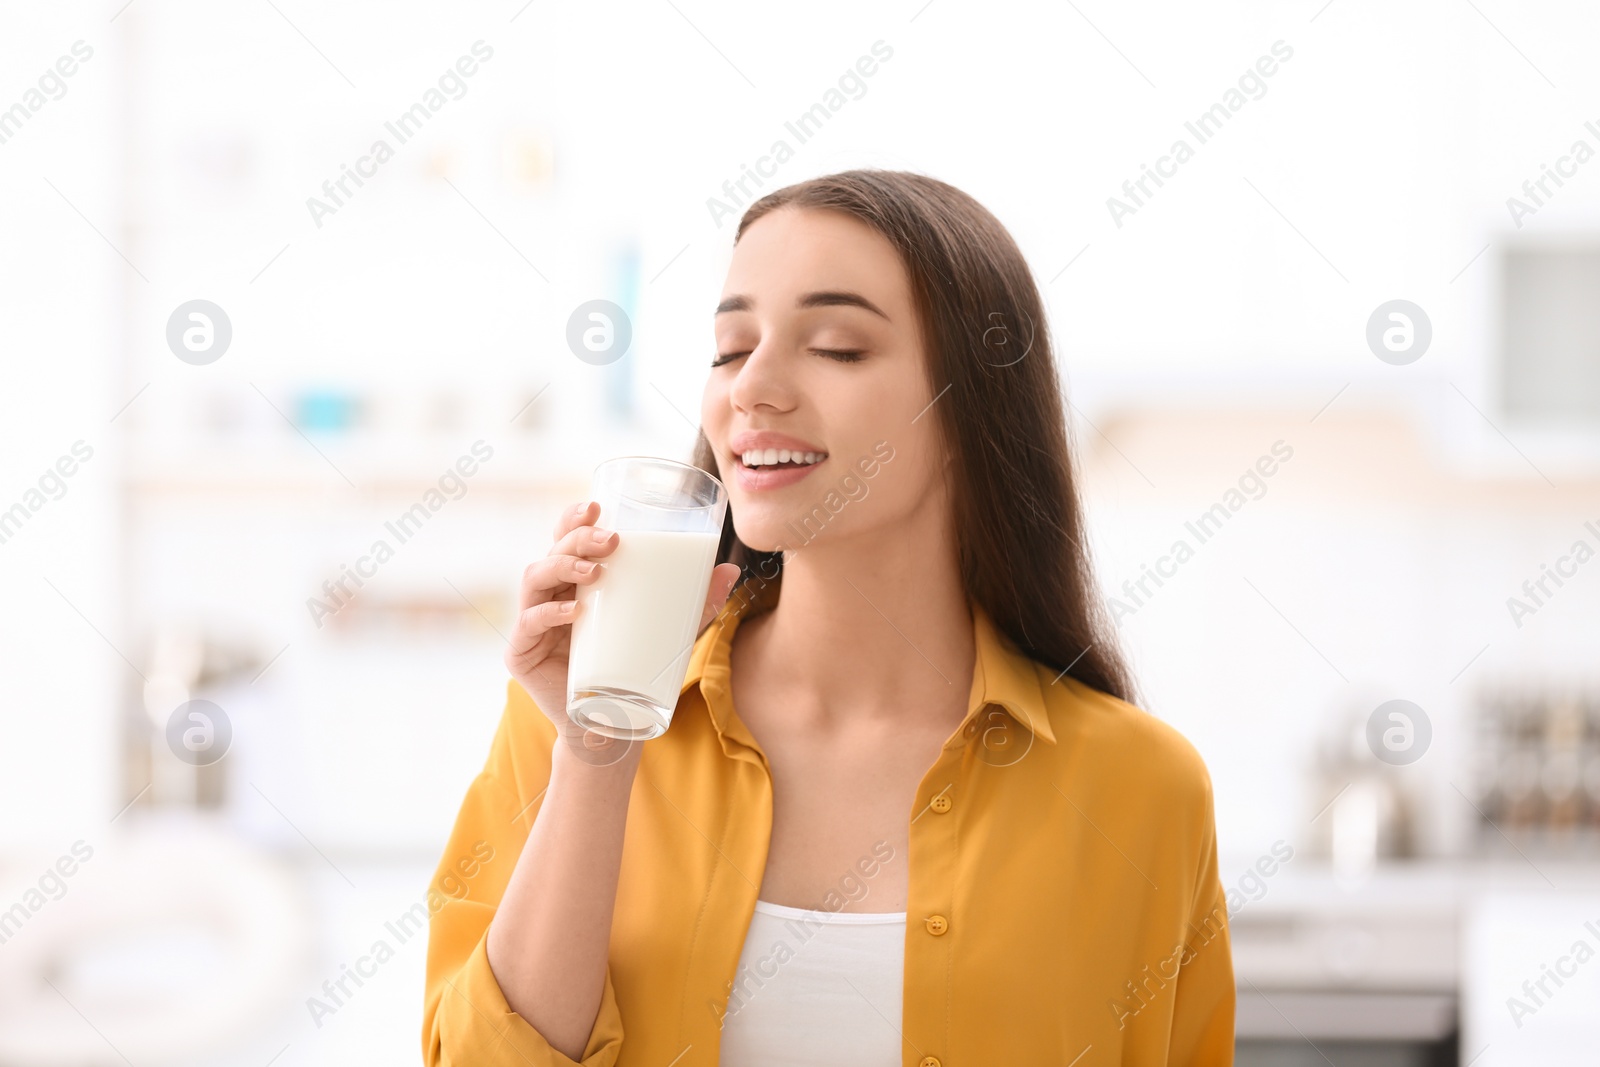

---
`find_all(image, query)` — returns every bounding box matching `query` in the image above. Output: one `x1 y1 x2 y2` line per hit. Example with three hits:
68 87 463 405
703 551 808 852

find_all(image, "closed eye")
711 348 865 367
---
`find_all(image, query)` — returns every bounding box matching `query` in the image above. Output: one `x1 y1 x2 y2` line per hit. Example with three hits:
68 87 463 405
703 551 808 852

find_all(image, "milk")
567 527 721 734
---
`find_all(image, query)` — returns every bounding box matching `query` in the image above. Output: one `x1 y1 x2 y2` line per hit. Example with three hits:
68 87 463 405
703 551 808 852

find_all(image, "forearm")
485 736 641 1062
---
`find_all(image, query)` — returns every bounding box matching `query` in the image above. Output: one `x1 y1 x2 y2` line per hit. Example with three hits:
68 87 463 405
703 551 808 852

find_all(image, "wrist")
550 724 644 778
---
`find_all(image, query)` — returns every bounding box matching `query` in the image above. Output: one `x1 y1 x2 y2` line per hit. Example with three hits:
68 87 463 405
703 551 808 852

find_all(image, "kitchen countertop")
1227 858 1600 1045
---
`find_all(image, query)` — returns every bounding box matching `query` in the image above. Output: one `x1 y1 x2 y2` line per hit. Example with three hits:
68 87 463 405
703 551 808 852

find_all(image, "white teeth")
741 447 826 467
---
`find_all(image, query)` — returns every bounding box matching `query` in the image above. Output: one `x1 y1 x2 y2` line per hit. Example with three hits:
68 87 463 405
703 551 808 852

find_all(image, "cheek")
844 428 942 523
878 440 941 507
701 379 730 435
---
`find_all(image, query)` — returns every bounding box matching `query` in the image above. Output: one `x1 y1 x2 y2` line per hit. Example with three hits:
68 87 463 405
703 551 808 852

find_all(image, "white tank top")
717 899 906 1067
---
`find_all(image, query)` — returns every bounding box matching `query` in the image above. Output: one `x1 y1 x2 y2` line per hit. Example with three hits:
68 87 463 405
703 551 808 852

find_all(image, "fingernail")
591 527 612 543
561 600 578 612
576 560 596 574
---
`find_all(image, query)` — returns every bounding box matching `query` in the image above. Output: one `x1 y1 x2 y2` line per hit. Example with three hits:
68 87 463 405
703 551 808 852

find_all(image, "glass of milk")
566 456 727 741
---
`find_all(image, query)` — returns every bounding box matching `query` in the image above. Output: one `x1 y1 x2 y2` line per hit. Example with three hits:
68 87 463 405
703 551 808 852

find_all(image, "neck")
740 511 975 728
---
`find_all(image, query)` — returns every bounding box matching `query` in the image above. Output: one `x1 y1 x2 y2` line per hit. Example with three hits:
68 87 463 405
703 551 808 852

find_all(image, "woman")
423 170 1234 1066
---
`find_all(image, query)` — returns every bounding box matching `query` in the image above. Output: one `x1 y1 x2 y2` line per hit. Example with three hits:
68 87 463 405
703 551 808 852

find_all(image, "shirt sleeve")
421 681 627 1067
1165 767 1236 1066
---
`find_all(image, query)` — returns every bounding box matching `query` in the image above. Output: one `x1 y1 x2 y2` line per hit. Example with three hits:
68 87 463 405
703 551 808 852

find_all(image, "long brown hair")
691 169 1137 705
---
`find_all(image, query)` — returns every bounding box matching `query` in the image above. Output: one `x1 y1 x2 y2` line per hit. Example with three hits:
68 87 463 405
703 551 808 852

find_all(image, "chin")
728 512 794 555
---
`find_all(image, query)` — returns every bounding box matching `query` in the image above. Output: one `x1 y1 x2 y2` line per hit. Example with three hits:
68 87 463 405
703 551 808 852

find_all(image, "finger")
503 632 564 688
698 563 744 631
552 500 599 543
520 529 618 611
519 554 604 611
551 523 620 561
506 599 581 664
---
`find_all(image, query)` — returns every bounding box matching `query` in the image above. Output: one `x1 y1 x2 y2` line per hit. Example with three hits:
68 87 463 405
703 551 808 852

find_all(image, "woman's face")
701 206 946 556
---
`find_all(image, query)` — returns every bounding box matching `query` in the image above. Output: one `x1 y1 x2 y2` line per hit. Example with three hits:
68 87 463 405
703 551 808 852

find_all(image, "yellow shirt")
423 576 1235 1066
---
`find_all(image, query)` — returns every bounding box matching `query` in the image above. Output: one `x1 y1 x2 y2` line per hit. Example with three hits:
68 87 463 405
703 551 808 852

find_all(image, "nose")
726 341 798 415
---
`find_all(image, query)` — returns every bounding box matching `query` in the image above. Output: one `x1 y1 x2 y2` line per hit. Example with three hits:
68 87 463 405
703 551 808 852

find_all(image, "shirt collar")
682 571 1057 755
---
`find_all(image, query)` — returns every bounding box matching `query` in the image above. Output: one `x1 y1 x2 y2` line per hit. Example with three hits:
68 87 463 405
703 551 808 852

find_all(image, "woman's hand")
506 500 742 757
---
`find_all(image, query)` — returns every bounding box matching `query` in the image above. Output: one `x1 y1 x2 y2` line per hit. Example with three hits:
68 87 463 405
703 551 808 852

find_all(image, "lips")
728 430 828 491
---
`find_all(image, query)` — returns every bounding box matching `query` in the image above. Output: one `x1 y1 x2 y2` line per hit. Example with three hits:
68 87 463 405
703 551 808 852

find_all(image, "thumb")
699 562 743 630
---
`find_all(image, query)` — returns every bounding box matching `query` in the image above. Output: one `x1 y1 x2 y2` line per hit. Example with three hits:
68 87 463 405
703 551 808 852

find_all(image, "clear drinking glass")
566 456 728 741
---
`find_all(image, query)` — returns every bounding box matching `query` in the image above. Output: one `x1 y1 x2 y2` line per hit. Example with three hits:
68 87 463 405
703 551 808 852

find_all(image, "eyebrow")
715 290 890 321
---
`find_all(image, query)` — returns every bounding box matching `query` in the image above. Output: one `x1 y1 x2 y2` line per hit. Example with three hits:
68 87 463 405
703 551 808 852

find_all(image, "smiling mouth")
737 448 827 471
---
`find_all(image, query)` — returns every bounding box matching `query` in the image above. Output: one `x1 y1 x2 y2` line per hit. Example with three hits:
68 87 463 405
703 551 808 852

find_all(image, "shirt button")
920 1058 942 1067
925 914 949 936
930 794 952 813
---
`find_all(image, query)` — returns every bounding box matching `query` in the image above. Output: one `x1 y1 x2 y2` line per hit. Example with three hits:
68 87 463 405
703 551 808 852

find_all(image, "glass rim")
592 454 726 511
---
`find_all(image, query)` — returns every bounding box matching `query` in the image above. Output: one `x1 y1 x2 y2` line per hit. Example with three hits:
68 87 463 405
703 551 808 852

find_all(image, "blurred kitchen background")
3 1 1599 1064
